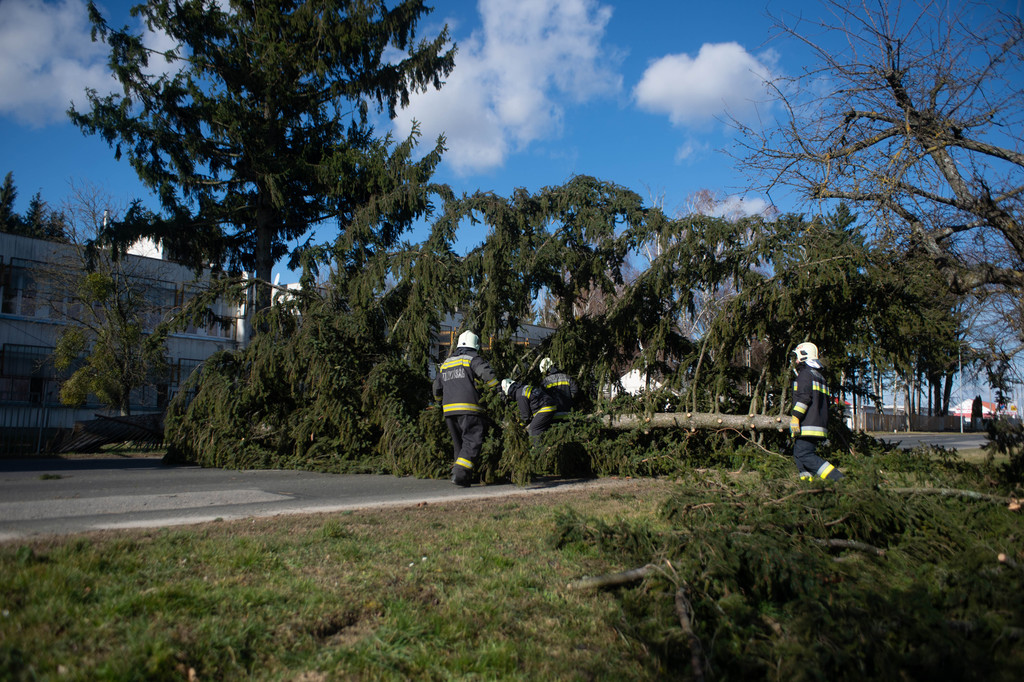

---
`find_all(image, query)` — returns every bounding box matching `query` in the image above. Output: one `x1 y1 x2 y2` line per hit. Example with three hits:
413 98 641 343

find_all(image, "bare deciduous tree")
736 0 1024 295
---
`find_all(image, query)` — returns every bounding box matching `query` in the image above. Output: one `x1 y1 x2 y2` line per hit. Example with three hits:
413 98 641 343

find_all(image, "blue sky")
1 0 1019 404
0 0 807 281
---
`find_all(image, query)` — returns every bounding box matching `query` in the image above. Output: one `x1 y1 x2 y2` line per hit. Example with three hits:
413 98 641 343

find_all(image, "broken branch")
566 564 656 590
890 487 1009 503
811 538 886 556
675 583 706 682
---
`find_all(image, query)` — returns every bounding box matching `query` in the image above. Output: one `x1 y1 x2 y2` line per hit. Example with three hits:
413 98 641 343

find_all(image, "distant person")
789 342 844 481
971 395 984 431
539 357 580 421
501 379 558 444
432 331 498 487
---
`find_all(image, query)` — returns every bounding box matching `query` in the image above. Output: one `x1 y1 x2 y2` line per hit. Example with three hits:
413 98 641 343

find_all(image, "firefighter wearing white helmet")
501 378 558 442
432 330 498 486
789 342 844 481
539 357 580 421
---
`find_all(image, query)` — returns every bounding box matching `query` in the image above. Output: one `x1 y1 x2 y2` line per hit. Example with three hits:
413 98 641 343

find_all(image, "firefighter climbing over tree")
432 331 499 487
501 378 558 445
539 357 580 421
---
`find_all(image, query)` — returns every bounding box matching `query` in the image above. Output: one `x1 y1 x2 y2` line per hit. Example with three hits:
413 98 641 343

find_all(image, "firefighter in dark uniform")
790 342 844 481
539 357 579 421
501 379 558 443
432 331 498 487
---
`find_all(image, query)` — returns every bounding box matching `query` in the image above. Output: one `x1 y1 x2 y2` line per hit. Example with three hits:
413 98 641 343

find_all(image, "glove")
789 416 801 437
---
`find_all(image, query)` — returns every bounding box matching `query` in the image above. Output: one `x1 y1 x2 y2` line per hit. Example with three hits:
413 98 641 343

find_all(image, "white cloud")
674 138 714 163
394 0 622 175
0 0 113 125
0 0 182 127
676 189 772 220
633 42 776 128
711 195 771 220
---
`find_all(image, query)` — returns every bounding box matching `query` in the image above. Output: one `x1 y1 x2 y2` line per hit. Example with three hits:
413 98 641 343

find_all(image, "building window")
0 260 42 318
0 344 57 403
168 357 204 403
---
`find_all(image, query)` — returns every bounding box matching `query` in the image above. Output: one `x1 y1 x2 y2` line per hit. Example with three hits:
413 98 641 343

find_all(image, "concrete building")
0 232 246 453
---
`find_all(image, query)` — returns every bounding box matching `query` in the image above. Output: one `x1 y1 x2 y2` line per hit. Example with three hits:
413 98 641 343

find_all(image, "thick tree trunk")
254 193 275 317
255 222 274 315
598 411 789 432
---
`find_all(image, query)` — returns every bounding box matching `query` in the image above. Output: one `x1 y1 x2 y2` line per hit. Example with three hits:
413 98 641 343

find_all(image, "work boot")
824 467 845 481
451 466 472 487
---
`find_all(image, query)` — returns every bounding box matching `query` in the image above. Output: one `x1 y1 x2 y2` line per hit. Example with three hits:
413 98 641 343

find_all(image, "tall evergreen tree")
0 172 21 234
21 193 68 242
22 194 48 238
0 183 67 242
70 0 455 312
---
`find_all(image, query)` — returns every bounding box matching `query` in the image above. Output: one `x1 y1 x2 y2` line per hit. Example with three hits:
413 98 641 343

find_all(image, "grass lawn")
1 478 677 681
3 434 1021 681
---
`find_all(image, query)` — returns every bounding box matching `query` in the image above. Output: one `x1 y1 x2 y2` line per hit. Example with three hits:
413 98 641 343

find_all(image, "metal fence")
0 403 58 456
850 411 967 433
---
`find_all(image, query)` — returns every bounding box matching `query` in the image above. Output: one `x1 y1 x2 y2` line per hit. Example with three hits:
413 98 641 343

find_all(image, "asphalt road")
0 457 603 543
868 431 988 451
0 431 990 542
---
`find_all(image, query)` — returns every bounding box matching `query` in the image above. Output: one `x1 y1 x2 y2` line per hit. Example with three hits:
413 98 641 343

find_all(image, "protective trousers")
447 414 487 484
527 410 555 442
793 438 844 481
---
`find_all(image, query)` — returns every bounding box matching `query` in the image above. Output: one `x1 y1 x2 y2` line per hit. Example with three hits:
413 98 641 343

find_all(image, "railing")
0 403 55 456
851 412 968 433
0 402 170 456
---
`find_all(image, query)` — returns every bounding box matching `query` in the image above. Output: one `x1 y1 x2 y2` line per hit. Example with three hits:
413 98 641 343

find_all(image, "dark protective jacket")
432 348 498 416
541 367 579 416
790 361 829 439
510 382 558 424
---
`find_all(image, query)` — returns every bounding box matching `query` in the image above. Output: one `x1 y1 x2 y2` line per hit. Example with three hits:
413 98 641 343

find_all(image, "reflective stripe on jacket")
514 383 558 423
791 363 829 439
432 349 498 416
542 368 579 417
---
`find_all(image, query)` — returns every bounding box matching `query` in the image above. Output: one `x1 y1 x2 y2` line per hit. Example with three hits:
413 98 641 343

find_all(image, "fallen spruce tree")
551 442 1024 681
162 176 957 484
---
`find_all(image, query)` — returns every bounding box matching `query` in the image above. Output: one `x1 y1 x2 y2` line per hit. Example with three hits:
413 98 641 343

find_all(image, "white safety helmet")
501 378 515 396
539 357 553 374
457 330 480 350
792 342 819 363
